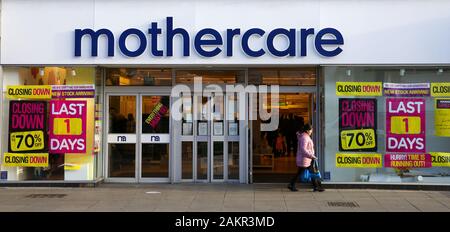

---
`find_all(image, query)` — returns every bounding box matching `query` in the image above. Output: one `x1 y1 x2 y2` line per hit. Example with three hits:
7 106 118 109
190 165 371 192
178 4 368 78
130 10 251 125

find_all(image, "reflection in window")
213 95 224 136
108 144 135 178
182 142 193 179
109 96 136 133
228 94 239 136
176 70 245 84
197 96 209 136
228 142 239 180
213 142 224 179
141 144 169 178
106 68 172 86
197 142 208 180
248 68 316 86
182 96 193 135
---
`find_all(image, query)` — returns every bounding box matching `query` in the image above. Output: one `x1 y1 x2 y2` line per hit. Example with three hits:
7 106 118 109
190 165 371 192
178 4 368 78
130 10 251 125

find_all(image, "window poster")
8 101 47 153
7 85 52 99
144 101 169 130
3 153 48 167
431 82 450 97
430 152 450 167
183 122 193 135
94 120 101 153
198 122 208 136
386 98 425 153
51 85 95 98
336 82 382 96
49 100 87 153
336 153 382 168
338 98 377 151
384 153 432 168
383 83 430 97
213 122 223 136
229 122 239 136
435 99 450 137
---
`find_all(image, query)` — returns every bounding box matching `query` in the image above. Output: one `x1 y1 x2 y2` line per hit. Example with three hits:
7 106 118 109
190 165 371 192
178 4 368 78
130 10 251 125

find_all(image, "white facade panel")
1 0 450 65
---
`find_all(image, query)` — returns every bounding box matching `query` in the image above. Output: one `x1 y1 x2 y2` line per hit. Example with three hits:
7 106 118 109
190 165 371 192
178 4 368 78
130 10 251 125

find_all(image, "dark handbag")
309 159 319 173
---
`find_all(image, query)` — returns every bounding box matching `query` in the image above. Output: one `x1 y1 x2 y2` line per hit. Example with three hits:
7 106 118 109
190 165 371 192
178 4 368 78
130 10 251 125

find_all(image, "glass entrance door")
139 95 171 182
180 92 242 182
106 93 171 182
107 95 138 180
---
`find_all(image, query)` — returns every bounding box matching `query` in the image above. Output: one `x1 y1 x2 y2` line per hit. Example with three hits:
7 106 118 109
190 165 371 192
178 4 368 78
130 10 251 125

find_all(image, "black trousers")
289 166 322 189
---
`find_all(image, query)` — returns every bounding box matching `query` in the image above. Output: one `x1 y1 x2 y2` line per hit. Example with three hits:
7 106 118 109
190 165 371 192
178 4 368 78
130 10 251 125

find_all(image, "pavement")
0 183 449 212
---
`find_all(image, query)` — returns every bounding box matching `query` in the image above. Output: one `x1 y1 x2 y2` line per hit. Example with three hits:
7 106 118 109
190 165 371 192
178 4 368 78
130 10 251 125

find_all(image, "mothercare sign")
49 100 87 153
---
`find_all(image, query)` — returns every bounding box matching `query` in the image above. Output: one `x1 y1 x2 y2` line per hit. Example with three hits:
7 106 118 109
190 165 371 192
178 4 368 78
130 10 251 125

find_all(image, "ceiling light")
346 69 351 77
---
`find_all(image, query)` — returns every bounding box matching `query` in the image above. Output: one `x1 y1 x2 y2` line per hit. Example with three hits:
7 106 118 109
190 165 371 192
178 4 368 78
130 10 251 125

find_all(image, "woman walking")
287 124 325 192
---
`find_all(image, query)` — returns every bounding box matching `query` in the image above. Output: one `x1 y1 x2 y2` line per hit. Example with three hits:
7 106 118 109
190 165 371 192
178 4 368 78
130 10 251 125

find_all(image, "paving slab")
254 200 287 212
0 184 448 212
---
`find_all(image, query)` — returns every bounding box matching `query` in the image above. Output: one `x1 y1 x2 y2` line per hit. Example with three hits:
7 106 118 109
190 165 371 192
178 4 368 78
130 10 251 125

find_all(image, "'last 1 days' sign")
49 100 87 153
339 98 377 151
386 98 426 153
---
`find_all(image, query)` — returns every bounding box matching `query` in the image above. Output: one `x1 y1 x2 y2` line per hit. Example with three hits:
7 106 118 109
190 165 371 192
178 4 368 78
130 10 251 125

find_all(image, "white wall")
1 0 450 65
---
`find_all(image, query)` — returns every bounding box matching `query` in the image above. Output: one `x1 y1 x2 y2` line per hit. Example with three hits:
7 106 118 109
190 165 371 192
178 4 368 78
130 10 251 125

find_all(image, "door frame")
104 92 138 183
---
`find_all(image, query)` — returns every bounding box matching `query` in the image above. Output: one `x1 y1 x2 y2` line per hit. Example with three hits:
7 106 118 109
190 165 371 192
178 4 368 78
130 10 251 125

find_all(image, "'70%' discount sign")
49 100 87 153
386 98 425 153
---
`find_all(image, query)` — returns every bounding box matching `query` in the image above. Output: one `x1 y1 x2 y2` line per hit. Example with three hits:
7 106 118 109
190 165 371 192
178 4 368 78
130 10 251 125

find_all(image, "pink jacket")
296 132 316 167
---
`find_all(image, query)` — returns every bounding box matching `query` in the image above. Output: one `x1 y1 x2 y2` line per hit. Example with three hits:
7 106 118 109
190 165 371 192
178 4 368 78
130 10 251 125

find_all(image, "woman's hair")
302 123 312 132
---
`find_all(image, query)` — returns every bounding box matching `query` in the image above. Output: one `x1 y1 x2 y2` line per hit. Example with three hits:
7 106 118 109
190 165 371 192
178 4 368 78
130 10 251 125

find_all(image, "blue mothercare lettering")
74 16 344 58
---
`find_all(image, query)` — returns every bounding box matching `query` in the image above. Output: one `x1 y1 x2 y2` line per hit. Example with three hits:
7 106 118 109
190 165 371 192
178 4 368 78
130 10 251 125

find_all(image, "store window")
175 70 245 84
105 68 172 86
1 67 97 181
249 68 316 86
323 66 450 184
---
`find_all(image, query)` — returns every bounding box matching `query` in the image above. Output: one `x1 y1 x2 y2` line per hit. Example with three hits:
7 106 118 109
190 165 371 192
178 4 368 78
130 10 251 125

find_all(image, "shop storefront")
0 0 449 186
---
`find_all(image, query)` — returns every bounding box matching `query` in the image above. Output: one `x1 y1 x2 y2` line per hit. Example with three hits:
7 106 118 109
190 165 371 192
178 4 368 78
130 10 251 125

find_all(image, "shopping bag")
300 168 311 183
